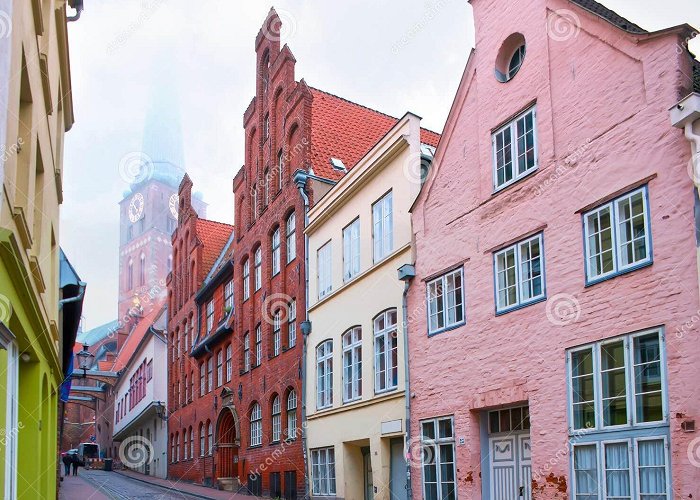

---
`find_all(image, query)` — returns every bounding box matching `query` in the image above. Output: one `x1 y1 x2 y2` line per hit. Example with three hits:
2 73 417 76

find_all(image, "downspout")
66 0 84 22
684 122 700 178
294 169 311 499
398 264 416 500
58 282 87 309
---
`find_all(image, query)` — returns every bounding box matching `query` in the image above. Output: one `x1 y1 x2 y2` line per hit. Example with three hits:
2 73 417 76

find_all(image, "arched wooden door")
215 406 240 481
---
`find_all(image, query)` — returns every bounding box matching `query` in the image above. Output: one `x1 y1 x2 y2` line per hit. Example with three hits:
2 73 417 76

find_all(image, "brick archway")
215 405 240 482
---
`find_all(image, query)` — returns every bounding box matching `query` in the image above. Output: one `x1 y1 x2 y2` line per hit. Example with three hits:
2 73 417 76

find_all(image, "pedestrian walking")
61 453 71 477
71 453 80 476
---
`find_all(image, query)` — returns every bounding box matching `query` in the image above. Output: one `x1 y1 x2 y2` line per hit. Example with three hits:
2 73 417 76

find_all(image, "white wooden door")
489 433 531 500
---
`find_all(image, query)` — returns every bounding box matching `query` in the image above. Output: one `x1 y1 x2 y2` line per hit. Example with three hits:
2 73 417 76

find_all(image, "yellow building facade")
305 114 435 500
0 0 77 497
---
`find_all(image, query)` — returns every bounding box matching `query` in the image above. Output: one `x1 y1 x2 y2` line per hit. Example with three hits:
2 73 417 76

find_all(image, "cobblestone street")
60 470 207 500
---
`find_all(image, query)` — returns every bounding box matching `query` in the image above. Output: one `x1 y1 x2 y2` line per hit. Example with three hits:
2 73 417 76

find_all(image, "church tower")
117 86 206 326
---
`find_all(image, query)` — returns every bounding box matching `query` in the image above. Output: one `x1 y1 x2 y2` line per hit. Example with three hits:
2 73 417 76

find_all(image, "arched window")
271 395 281 443
287 390 297 439
139 253 146 286
277 149 284 190
184 374 188 403
250 403 262 447
255 324 262 367
263 113 270 141
199 423 205 457
207 421 213 456
286 212 296 263
242 333 250 372
183 428 189 459
342 327 362 402
272 310 281 356
243 259 250 300
190 260 196 297
374 309 398 393
261 50 270 95
176 432 180 462
170 434 174 462
127 258 133 290
316 340 333 409
251 183 258 221
254 247 262 291
226 344 232 382
189 426 193 460
272 227 281 276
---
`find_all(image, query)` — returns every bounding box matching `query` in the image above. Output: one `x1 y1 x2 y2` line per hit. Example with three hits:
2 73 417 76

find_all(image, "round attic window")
495 33 526 83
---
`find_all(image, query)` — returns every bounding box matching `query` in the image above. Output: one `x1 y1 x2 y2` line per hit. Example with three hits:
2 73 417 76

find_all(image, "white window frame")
287 390 297 440
207 357 213 393
316 340 333 410
207 422 213 455
273 311 281 356
567 328 667 433
427 268 465 335
271 396 281 443
494 233 545 313
226 344 232 382
206 300 214 333
311 447 336 496
583 186 652 284
317 241 332 299
216 350 223 388
342 327 362 403
492 106 538 191
374 310 398 394
250 403 262 447
372 191 393 263
224 280 234 312
420 416 457 500
243 259 250 301
272 227 281 276
243 333 250 372
343 218 361 281
286 213 296 263
199 424 205 457
288 300 297 348
255 324 262 366
199 363 205 396
254 247 262 291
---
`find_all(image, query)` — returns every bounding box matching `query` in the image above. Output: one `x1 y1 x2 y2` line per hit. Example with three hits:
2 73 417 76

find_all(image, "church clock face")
128 193 145 223
169 194 179 220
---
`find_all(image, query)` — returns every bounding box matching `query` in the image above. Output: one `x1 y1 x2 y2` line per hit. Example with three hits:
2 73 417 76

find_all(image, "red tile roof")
196 219 234 277
111 305 164 372
309 87 440 180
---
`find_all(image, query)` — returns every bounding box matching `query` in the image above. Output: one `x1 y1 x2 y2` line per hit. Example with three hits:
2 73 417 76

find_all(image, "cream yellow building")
0 0 80 497
305 113 437 500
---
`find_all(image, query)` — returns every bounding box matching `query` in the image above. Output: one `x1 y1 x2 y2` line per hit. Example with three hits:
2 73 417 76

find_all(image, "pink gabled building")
407 0 700 499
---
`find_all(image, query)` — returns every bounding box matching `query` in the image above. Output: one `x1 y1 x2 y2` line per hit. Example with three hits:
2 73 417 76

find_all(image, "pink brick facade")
407 0 700 499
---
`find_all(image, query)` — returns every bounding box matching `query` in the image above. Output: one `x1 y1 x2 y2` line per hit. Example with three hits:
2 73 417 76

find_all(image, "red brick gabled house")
166 174 233 484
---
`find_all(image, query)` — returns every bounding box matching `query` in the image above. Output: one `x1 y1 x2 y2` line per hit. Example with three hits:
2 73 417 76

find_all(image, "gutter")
294 168 311 499
398 264 416 500
58 281 86 309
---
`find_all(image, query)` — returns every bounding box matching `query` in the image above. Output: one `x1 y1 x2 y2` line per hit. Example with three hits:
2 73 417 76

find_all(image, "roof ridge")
309 86 399 122
198 218 234 229
569 0 647 34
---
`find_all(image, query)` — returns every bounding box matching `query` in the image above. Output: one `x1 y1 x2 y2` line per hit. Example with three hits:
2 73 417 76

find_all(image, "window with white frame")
224 280 234 312
572 437 669 500
206 300 214 333
494 233 544 312
343 218 360 281
286 213 296 263
207 357 213 393
207 422 213 455
272 228 281 276
273 311 281 356
189 427 193 459
255 324 262 366
225 344 232 382
584 186 651 283
243 333 250 372
427 268 465 334
250 403 262 447
420 416 456 500
286 390 297 439
372 191 393 262
569 329 665 431
278 149 284 190
288 300 297 348
316 340 333 409
271 396 281 442
374 310 398 393
184 428 189 459
199 363 205 396
216 350 223 387
243 259 250 301
254 247 262 291
184 375 188 402
317 242 332 299
311 447 336 496
176 433 180 462
199 423 205 456
492 106 537 190
342 327 362 402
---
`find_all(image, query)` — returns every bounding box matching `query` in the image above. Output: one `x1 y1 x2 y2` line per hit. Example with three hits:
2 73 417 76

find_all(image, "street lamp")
76 344 94 378
154 401 169 421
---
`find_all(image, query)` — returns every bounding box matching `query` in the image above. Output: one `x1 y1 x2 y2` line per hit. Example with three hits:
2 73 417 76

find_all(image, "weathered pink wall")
409 0 700 497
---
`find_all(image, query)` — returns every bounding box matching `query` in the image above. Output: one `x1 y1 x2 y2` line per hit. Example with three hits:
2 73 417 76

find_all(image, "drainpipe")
397 264 416 500
66 0 84 22
684 122 700 178
294 169 311 499
58 282 87 310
